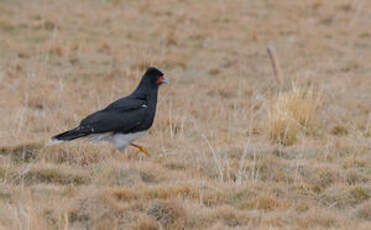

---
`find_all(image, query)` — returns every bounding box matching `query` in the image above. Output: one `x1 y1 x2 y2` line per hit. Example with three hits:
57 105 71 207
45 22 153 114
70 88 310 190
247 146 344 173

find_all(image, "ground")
0 0 370 229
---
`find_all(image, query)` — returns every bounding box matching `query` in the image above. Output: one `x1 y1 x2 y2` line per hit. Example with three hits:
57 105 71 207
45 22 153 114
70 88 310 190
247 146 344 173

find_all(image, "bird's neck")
131 86 158 104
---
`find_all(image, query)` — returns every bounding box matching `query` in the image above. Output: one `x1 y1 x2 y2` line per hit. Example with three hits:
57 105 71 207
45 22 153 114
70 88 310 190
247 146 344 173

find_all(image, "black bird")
50 67 168 156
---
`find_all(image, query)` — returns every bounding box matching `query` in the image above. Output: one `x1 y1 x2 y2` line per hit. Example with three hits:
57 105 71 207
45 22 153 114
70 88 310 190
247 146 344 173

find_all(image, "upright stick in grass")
267 45 284 86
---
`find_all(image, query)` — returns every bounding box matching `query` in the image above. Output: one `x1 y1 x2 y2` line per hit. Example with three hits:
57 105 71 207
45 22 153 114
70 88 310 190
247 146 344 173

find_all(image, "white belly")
86 131 146 152
112 131 146 149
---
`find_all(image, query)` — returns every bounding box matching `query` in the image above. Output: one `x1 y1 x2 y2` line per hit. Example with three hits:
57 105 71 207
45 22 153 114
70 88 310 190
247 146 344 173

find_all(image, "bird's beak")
157 75 169 84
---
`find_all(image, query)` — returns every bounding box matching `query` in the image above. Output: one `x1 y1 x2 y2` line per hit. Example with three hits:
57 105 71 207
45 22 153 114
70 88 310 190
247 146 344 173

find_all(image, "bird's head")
143 67 168 87
133 67 168 96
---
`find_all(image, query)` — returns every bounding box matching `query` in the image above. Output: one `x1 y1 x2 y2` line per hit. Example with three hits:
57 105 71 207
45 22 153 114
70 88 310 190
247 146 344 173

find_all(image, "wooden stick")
267 45 284 85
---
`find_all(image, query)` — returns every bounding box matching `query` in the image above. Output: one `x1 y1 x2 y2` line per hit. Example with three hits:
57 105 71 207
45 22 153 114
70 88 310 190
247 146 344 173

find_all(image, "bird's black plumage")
51 67 167 152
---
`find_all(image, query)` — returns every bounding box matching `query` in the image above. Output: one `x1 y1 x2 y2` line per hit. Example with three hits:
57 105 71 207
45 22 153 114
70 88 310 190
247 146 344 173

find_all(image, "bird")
50 67 168 156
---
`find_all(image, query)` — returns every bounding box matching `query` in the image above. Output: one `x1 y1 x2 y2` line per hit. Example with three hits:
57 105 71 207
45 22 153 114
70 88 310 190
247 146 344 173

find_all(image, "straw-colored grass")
266 83 322 145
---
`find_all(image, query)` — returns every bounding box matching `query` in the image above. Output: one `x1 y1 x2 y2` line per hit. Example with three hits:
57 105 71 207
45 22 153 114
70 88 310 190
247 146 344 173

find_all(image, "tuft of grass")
147 200 185 230
135 218 159 230
0 142 43 163
110 184 199 202
213 206 242 227
40 143 114 165
265 83 322 145
238 194 289 211
353 200 371 221
320 185 371 208
1 165 90 185
296 209 339 229
20 168 89 185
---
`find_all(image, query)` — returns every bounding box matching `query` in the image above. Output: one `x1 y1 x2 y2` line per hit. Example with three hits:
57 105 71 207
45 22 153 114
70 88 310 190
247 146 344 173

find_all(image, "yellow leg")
130 143 150 156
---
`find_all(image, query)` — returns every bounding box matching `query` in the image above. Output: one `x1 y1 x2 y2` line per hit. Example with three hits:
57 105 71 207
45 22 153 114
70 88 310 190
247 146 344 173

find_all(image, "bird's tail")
49 127 88 145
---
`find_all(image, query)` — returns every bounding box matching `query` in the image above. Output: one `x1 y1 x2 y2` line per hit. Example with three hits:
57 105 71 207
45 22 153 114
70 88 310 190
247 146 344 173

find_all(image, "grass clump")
20 168 89 185
0 142 43 163
1 166 90 185
320 185 371 208
265 83 322 145
147 200 185 230
353 200 371 221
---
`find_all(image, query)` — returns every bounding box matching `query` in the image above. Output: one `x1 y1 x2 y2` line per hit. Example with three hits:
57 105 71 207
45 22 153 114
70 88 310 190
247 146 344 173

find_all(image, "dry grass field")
0 0 370 229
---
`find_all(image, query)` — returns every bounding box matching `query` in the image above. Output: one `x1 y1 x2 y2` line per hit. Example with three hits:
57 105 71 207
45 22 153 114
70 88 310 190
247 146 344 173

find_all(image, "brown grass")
0 0 371 229
265 83 322 145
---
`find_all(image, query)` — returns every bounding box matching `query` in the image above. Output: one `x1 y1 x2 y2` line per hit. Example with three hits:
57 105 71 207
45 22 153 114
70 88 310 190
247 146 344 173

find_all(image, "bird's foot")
136 147 150 156
130 143 150 157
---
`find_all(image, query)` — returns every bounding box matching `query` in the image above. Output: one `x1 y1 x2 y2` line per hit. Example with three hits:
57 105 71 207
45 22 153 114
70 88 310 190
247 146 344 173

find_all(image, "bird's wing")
103 97 145 112
77 97 148 134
